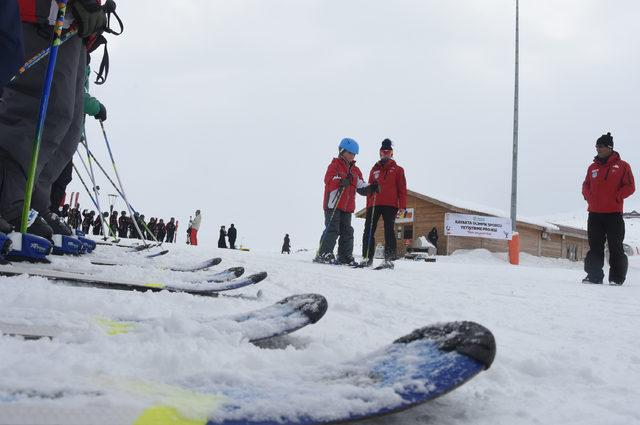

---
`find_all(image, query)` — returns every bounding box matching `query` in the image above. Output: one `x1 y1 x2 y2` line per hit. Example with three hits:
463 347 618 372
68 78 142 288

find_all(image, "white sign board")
444 213 513 240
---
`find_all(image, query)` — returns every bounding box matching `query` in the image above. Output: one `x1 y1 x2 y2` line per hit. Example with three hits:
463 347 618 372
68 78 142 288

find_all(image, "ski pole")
72 161 118 239
79 140 159 243
75 149 118 240
80 129 111 240
363 192 378 262
20 1 70 233
9 29 78 84
98 121 157 247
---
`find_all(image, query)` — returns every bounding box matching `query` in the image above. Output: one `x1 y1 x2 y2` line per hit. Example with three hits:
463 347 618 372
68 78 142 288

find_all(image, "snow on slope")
1 243 639 424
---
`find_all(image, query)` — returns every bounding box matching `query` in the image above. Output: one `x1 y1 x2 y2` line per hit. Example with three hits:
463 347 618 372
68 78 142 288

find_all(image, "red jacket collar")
593 151 621 166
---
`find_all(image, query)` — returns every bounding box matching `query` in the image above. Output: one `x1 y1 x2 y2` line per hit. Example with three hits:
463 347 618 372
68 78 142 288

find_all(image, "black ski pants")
0 24 85 221
229 238 236 249
319 208 354 261
584 212 628 283
362 206 398 260
166 231 174 243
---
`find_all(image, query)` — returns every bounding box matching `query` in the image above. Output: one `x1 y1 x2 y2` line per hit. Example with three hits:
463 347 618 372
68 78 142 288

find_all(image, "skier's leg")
381 207 398 260
49 160 73 212
337 211 354 262
606 213 627 284
0 24 83 221
362 207 382 260
32 45 86 216
318 208 341 257
584 213 606 281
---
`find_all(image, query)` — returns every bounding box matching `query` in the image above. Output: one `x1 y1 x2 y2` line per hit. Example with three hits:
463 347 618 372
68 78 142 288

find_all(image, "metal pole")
510 0 519 230
81 129 110 239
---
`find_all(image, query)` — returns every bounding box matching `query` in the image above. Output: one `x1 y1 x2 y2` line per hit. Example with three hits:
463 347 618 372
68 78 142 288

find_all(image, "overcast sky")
73 0 640 250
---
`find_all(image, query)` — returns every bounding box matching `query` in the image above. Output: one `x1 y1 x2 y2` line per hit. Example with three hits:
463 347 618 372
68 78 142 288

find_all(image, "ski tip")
248 271 268 284
228 267 245 278
395 321 496 370
280 293 329 324
210 257 223 266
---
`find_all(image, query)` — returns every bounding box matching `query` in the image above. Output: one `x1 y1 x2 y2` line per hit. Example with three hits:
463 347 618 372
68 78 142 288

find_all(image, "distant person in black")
227 224 237 249
428 227 439 250
147 217 157 239
165 218 176 243
110 211 118 236
68 206 81 229
81 210 94 234
92 213 104 235
156 219 166 242
218 226 227 248
59 204 70 219
282 234 291 254
118 211 129 238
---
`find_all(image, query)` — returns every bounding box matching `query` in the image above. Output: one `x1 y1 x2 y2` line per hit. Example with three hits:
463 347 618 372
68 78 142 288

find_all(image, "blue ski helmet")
338 138 359 155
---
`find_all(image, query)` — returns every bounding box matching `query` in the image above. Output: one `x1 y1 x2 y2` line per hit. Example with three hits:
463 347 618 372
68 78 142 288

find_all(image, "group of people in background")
55 204 178 243
218 224 237 249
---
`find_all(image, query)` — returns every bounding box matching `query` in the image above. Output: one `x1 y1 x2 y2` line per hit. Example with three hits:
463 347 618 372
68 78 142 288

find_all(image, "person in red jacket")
315 138 375 265
361 139 407 267
581 132 635 285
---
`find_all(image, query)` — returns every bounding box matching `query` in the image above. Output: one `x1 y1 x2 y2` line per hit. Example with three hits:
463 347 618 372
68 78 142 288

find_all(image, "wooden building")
356 189 589 261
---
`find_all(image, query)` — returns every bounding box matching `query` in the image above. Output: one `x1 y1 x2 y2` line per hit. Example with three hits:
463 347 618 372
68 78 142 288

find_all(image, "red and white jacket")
582 151 635 213
366 159 407 209
323 157 367 213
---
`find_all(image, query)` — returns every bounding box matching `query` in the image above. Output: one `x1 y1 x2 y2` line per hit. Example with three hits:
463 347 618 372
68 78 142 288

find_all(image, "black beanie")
596 132 613 148
381 138 393 150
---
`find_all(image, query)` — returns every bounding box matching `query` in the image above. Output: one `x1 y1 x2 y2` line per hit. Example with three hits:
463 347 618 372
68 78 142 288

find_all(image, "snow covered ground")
1 243 639 424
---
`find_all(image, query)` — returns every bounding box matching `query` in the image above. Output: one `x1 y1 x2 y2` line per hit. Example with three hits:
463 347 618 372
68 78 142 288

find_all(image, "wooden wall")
362 193 588 261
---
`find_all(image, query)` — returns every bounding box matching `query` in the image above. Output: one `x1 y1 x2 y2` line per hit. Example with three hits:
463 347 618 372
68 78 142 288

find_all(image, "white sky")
73 0 640 250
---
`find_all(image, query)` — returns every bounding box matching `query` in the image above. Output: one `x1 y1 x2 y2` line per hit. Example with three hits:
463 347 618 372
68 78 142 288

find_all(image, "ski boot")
337 256 359 267
313 252 337 265
354 257 374 268
5 211 53 262
73 229 96 253
41 212 86 255
581 275 603 284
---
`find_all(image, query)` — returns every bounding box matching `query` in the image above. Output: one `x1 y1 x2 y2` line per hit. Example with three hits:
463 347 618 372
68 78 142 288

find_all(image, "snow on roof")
407 189 561 231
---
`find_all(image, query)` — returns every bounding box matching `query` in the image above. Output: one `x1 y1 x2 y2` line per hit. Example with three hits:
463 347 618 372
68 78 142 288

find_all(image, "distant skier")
118 211 129 238
282 234 291 254
189 210 202 246
165 217 176 243
227 224 237 249
109 211 118 235
81 210 94 234
581 132 635 285
218 225 227 248
314 138 375 265
147 217 157 239
361 139 407 268
156 219 166 242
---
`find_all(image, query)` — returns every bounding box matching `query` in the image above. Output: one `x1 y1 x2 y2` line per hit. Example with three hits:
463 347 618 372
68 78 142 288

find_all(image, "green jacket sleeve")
84 92 101 117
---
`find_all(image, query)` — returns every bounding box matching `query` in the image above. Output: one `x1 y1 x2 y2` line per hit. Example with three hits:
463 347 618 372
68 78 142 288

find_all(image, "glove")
339 177 351 188
95 103 107 121
72 0 107 38
369 182 380 193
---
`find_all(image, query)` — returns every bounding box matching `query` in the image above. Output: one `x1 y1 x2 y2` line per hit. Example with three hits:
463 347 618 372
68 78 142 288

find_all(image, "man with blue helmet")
315 138 379 265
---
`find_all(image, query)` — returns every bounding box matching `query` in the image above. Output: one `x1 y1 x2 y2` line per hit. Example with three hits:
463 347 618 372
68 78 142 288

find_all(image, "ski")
90 257 222 272
0 264 267 297
0 321 495 424
0 293 327 343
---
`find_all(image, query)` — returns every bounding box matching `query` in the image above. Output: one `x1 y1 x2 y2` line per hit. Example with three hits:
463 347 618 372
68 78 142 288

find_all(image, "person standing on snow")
189 210 202 245
361 139 407 267
218 225 227 248
118 210 129 238
282 234 291 254
0 0 108 240
156 218 166 242
581 132 635 285
314 138 376 265
227 224 237 249
165 217 176 243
